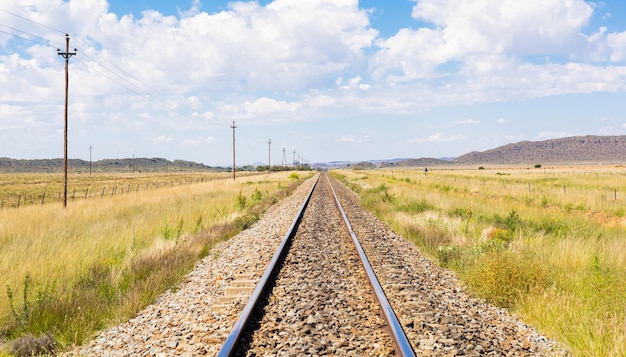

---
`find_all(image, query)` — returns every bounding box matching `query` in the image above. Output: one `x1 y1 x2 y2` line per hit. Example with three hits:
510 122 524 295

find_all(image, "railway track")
218 173 414 356
72 173 568 356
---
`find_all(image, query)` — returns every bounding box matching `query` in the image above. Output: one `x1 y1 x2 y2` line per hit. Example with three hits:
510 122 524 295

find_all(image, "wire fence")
0 172 262 209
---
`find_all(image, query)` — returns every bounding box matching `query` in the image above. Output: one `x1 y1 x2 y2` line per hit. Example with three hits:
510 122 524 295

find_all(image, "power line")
0 24 63 48
1 9 228 129
0 8 66 35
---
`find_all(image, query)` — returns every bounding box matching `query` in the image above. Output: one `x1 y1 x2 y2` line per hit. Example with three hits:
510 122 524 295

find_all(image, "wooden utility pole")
293 149 296 168
89 145 93 176
231 121 237 180
57 34 76 208
267 139 272 173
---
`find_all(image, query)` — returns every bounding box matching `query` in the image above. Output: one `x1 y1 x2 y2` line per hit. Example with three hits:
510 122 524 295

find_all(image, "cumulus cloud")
2 0 626 162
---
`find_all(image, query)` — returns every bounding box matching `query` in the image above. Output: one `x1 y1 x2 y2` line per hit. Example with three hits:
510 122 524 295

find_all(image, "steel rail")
216 174 320 357
326 174 416 357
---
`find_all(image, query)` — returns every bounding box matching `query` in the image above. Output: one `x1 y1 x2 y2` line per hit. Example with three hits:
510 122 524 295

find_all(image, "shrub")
465 251 547 308
288 173 300 179
236 189 247 209
396 199 433 214
10 333 58 357
251 188 263 202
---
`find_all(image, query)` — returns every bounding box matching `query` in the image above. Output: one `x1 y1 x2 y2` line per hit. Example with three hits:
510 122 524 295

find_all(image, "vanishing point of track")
217 173 415 356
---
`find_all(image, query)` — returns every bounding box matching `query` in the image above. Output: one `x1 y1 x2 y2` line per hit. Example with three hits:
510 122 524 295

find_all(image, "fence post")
101 187 106 198
85 188 89 199
41 192 46 205
17 195 21 208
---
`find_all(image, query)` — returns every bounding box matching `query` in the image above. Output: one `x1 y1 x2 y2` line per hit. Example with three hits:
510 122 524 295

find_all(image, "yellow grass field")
0 171 310 354
333 165 626 357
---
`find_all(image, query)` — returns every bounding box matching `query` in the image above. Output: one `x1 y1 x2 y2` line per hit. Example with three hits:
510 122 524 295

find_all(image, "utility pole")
89 145 93 176
293 149 296 168
57 34 76 208
231 121 237 180
282 147 287 166
267 139 272 173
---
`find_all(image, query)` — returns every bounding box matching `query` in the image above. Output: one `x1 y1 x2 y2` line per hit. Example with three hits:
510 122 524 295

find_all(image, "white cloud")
336 135 356 143
153 135 174 144
183 136 215 145
536 131 573 140
408 132 466 143
607 31 626 62
3 0 626 164
456 119 480 124
411 0 592 56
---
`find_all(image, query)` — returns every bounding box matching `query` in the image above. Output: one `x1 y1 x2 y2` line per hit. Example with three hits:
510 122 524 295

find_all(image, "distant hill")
0 157 227 173
453 135 626 165
4 135 626 173
381 158 452 168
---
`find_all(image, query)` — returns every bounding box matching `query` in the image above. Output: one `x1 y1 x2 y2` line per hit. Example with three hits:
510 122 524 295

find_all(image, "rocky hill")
453 135 626 165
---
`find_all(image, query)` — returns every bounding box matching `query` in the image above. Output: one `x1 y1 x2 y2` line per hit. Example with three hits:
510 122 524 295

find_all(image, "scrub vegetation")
333 166 626 357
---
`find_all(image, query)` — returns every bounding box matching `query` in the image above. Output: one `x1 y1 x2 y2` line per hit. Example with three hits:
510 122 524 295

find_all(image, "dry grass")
0 171 310 351
333 166 626 356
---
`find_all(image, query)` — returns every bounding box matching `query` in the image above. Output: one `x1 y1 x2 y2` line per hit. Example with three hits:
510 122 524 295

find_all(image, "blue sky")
1 0 626 166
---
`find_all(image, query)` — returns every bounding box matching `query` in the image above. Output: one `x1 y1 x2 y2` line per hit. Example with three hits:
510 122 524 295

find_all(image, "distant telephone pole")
282 147 287 166
89 145 93 176
293 149 296 168
57 34 76 208
231 121 237 180
267 139 272 173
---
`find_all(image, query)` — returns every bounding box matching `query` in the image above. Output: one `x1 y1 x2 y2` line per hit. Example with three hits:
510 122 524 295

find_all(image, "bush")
464 251 547 308
10 333 58 357
396 199 433 214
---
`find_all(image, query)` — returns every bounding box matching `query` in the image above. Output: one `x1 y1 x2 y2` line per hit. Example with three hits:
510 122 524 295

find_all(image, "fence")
0 171 262 209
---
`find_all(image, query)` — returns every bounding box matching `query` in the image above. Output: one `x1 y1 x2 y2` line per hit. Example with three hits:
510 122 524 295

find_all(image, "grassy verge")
0 171 310 356
332 167 626 357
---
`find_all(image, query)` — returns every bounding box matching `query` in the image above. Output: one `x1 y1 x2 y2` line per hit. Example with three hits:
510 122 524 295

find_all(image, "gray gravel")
237 174 393 356
65 173 570 356
328 174 569 356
